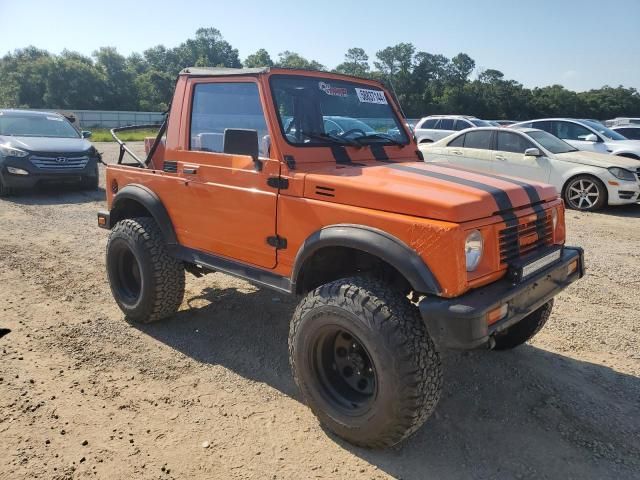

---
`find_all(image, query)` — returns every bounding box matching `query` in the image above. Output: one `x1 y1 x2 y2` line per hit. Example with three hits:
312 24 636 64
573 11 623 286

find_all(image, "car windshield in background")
528 130 578 154
470 119 492 127
270 75 409 146
581 120 627 141
0 113 80 138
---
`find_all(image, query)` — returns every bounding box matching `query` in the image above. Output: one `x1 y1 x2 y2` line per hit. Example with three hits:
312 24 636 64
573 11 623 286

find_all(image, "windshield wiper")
300 131 360 147
352 133 404 147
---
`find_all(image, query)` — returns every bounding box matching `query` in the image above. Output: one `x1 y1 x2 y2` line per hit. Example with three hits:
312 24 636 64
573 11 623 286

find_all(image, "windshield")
527 130 578 154
270 75 409 146
581 120 627 141
470 119 492 127
0 113 80 138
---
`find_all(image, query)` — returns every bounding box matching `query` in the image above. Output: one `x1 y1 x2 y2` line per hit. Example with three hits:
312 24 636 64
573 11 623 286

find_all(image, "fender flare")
110 184 178 245
291 224 441 295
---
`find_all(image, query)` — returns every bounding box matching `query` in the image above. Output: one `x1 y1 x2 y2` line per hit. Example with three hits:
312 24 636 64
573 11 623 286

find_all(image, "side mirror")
584 133 598 143
223 128 261 171
524 148 542 157
81 131 92 139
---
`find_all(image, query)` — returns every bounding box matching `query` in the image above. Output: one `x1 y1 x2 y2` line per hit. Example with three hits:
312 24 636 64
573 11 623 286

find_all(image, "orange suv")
98 67 584 448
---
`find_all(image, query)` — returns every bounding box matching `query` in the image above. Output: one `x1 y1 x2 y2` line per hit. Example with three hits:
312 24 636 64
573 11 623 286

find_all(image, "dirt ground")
1 142 639 480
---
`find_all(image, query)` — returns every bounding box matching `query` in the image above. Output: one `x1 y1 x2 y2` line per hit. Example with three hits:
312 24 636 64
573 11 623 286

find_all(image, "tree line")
1 27 638 120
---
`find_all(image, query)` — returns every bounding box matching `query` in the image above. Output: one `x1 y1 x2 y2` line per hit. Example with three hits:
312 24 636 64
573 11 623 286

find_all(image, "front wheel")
563 175 607 211
289 276 442 448
106 217 185 323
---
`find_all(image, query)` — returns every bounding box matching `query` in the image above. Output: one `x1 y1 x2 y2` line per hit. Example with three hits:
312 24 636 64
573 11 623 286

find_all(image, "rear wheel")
289 276 442 448
106 217 185 323
493 300 553 350
563 175 607 211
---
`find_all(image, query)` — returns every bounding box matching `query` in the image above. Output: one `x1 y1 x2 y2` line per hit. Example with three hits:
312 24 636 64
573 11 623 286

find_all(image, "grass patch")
88 128 160 142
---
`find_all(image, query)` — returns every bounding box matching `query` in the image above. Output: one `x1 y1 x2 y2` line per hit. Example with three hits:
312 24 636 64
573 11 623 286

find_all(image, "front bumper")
420 246 584 350
0 156 99 189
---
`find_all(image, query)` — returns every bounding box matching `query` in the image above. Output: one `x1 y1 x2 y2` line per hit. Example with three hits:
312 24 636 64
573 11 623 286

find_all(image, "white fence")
25 109 165 128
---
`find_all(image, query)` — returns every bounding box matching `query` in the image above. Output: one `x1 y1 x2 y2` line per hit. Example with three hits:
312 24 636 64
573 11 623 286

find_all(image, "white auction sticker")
355 88 388 104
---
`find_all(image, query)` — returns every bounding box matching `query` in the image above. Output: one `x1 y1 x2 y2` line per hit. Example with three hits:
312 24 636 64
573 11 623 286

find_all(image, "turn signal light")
567 259 578 276
487 304 508 325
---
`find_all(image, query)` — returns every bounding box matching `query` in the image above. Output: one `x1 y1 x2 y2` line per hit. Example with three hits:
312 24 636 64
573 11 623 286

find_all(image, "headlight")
551 208 558 231
608 167 636 182
0 143 29 158
465 230 483 272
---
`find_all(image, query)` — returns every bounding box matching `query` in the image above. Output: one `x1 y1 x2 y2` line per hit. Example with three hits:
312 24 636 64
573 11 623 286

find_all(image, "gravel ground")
0 142 638 479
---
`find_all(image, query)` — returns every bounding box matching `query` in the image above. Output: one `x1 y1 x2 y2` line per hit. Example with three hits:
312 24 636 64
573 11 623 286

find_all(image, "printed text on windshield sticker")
319 82 348 97
355 88 388 105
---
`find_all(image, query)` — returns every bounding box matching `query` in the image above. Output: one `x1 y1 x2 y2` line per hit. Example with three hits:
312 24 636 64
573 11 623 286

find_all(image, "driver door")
172 79 279 269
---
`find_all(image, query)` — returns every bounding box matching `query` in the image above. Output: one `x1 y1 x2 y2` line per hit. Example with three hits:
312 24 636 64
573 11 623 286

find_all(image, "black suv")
0 109 100 196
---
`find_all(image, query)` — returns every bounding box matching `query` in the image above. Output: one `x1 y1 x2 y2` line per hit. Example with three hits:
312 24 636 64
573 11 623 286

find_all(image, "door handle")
452 150 463 155
495 155 506 161
183 167 198 175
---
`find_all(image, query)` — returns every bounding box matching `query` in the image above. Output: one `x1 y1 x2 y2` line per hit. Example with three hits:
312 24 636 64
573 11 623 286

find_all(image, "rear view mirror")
584 134 598 143
82 130 92 139
223 128 261 171
524 148 542 157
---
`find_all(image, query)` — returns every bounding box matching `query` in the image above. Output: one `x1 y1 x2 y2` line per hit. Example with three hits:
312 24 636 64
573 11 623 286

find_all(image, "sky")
1 0 639 92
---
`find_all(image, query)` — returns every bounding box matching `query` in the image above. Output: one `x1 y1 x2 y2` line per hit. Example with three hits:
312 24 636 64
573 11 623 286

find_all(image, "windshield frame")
0 112 81 139
268 73 410 148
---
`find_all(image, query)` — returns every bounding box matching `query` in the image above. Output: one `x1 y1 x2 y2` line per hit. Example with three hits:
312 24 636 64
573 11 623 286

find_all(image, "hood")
0 135 92 154
303 161 558 223
555 150 640 169
607 139 640 152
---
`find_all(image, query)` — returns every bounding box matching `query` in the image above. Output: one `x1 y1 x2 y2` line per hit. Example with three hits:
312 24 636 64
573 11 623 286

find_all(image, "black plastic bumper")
420 246 584 350
0 158 98 189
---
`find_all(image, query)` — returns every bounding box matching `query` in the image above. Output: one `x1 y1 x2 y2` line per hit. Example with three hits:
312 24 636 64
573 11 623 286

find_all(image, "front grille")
30 155 89 170
499 212 553 264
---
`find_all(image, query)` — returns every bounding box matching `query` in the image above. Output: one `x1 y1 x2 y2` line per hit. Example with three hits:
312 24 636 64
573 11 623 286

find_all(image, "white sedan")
510 118 640 160
420 127 640 211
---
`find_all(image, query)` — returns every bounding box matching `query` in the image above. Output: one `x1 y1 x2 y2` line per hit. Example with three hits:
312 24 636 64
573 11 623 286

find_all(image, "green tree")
335 48 370 77
94 47 137 110
275 51 324 70
244 49 274 68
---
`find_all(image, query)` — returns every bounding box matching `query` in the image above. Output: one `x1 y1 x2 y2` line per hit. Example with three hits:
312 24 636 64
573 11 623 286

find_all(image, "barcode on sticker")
355 88 387 104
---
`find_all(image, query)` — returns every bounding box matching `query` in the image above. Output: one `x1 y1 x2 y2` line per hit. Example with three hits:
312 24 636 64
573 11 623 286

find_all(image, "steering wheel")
339 128 367 138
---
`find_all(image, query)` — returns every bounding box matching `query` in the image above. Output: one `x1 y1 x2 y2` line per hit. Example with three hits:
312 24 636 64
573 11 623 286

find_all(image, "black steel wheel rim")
311 325 377 415
112 241 142 304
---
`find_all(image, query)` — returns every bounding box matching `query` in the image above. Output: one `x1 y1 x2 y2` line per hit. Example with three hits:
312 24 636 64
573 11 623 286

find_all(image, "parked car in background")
413 115 492 143
611 125 640 140
605 117 640 127
0 109 100 196
511 118 640 159
420 127 640 211
490 120 516 127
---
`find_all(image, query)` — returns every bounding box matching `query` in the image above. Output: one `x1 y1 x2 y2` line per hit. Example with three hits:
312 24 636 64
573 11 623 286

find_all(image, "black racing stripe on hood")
388 164 520 250
433 163 548 239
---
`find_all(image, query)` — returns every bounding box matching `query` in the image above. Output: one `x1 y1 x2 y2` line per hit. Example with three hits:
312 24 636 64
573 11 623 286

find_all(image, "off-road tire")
493 300 553 350
106 217 185 323
289 276 442 448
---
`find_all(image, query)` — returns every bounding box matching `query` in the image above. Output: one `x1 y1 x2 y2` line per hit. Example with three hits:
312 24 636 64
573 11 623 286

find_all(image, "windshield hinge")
267 176 289 190
267 235 287 250
284 155 296 170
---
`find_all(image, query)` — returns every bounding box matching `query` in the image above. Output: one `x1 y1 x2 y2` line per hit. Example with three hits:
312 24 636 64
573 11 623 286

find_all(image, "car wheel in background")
0 177 13 197
563 175 607 211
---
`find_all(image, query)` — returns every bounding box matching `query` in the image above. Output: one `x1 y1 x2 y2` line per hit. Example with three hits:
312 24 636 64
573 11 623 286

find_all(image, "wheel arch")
109 184 178 246
614 151 640 160
291 224 441 296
